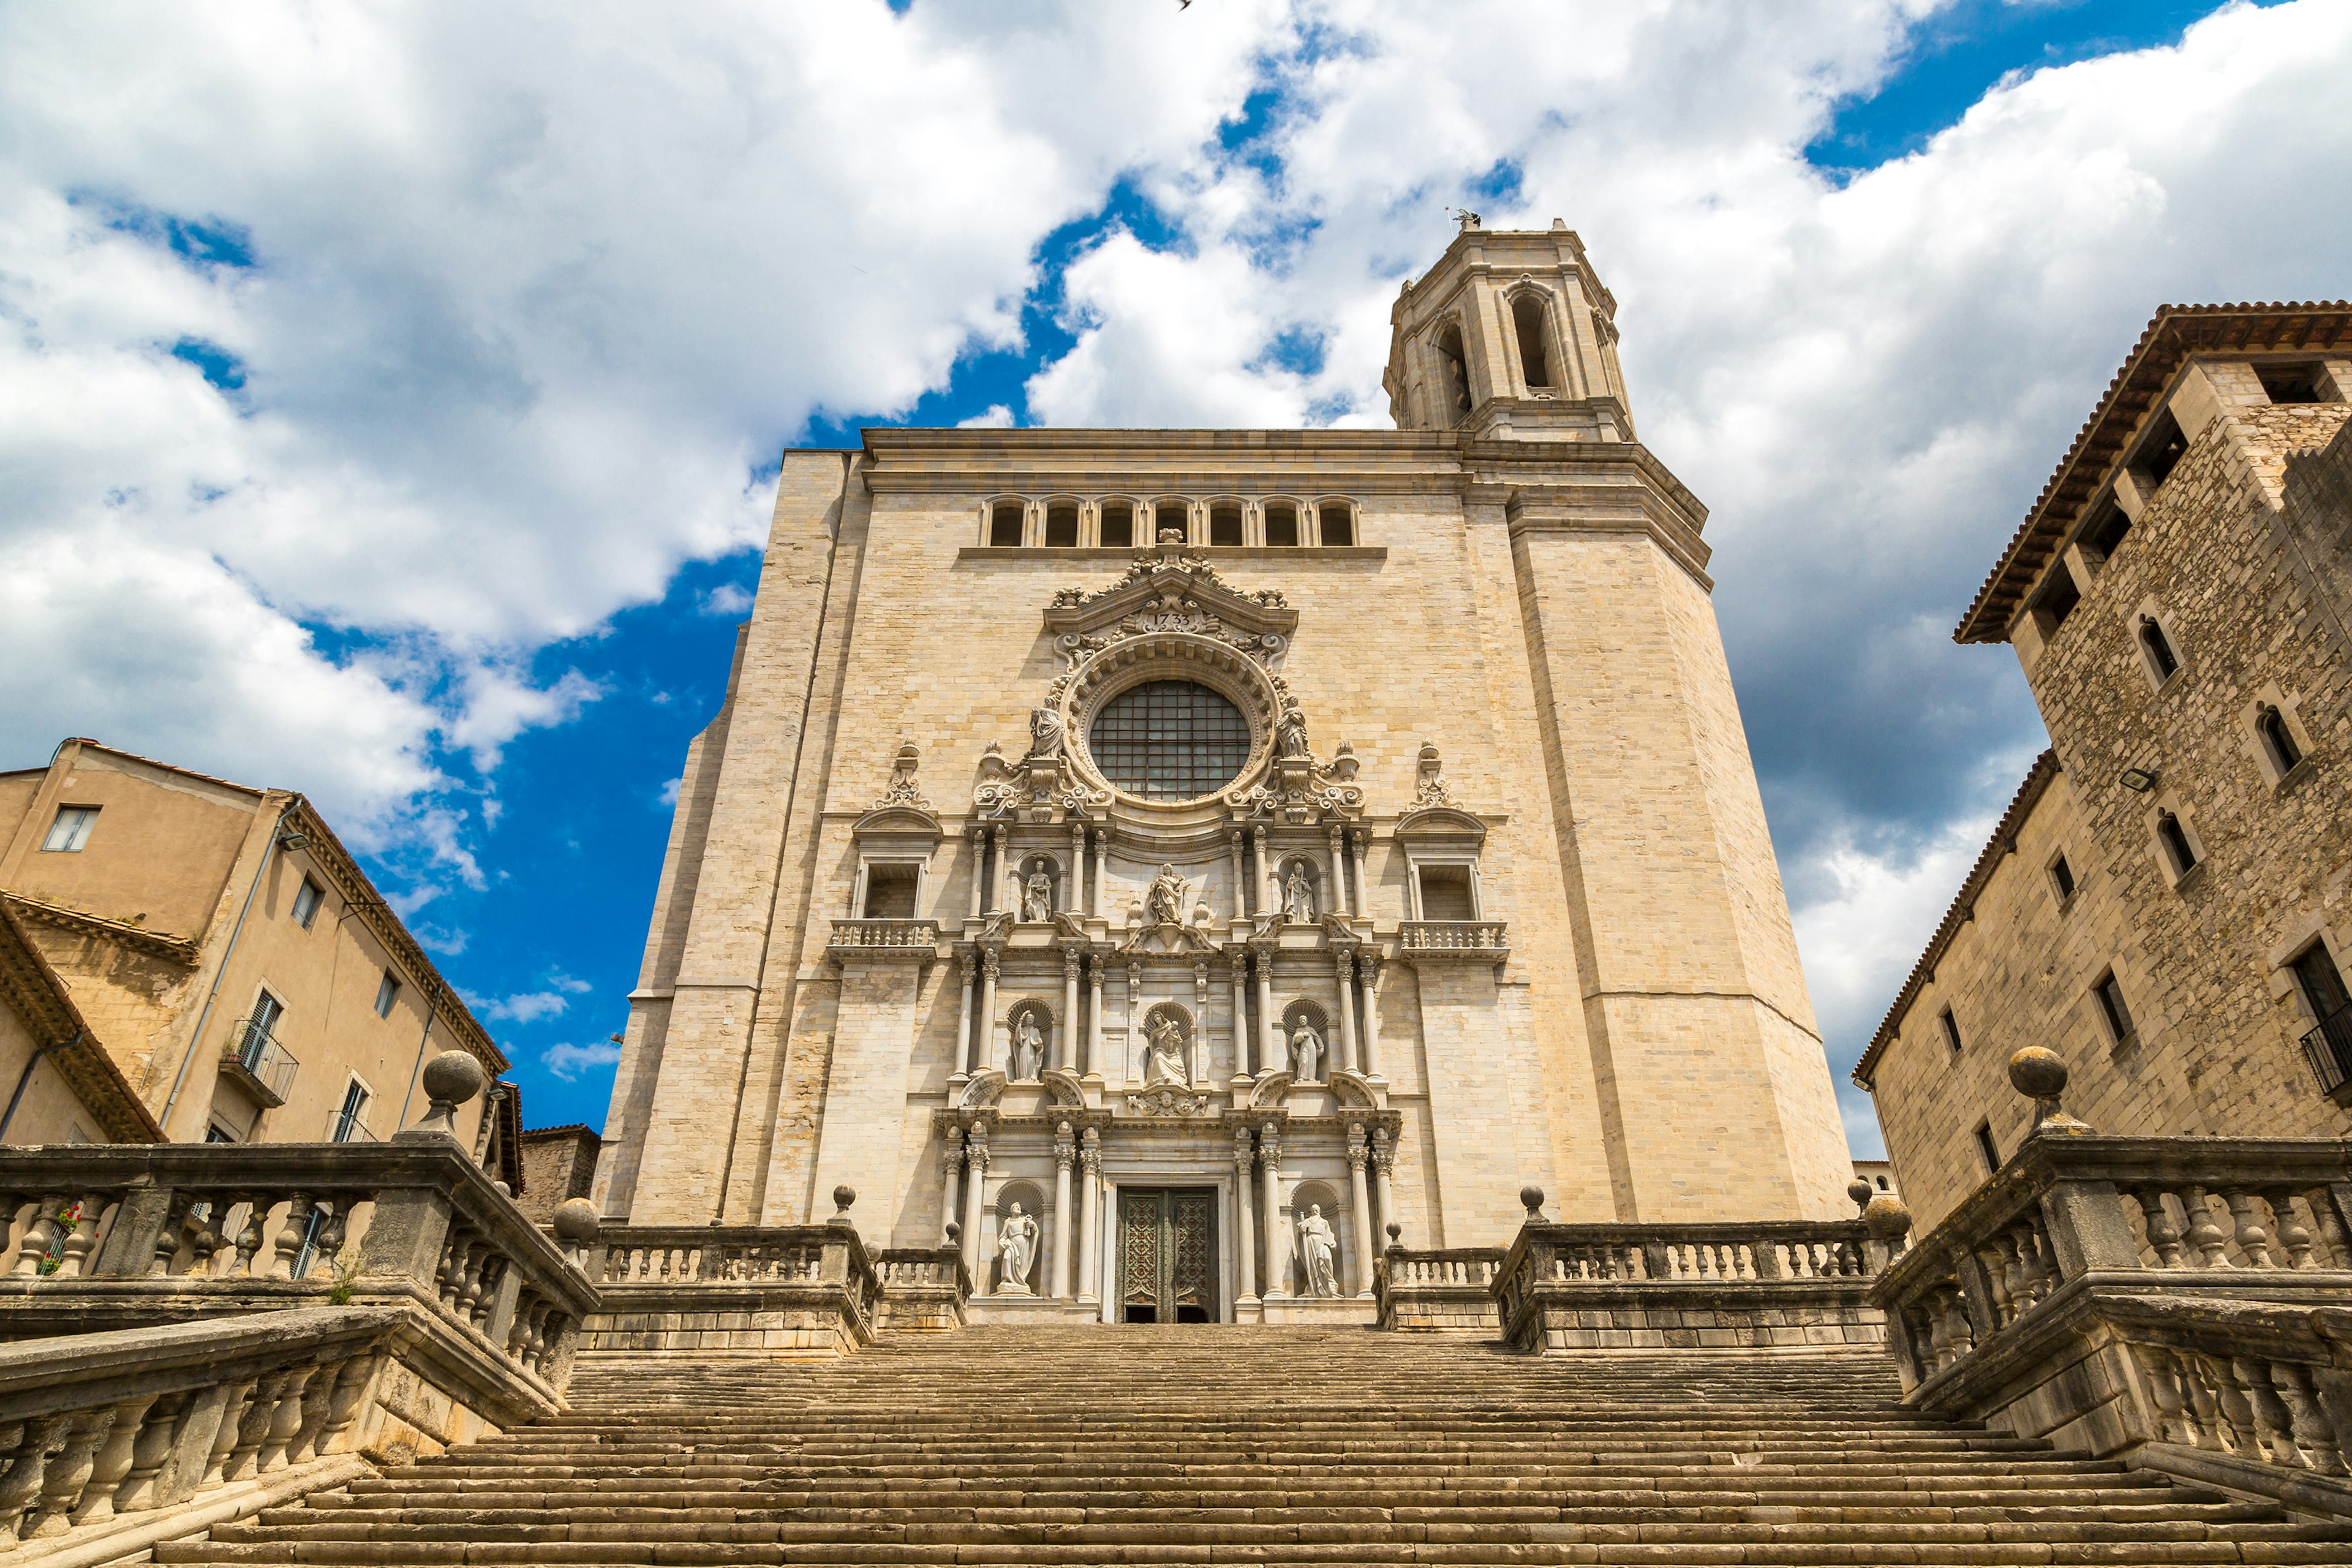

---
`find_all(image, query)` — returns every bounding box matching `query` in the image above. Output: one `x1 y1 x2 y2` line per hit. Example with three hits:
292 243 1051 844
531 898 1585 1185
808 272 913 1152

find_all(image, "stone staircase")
157 1325 2352 1565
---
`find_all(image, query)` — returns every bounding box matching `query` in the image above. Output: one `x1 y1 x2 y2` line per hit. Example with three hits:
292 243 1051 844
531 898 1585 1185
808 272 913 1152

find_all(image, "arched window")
988 500 1025 547
1152 499 1189 544
1433 324 1471 424
1511 293 1554 390
1099 500 1134 548
2138 616 2180 684
1318 500 1355 547
1208 501 1244 547
1263 502 1300 547
2157 810 2198 876
1044 501 1079 548
1088 681 1251 802
2259 704 2303 774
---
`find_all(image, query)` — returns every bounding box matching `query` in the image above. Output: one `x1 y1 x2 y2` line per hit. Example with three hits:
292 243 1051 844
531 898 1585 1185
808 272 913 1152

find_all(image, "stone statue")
1275 707 1310 760
1022 867 1052 923
1298 1205 1339 1297
1144 1011 1191 1088
997 1203 1038 1294
1011 1009 1045 1081
1283 864 1315 924
1289 1020 1324 1084
1147 863 1189 927
1025 705 1064 762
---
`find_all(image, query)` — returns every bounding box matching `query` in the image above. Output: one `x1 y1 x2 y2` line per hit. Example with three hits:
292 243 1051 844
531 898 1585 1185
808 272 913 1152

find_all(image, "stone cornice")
0 900 164 1142
2 891 203 965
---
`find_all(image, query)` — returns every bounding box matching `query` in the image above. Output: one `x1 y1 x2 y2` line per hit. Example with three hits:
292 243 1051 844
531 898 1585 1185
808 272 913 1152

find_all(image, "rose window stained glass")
1088 680 1251 801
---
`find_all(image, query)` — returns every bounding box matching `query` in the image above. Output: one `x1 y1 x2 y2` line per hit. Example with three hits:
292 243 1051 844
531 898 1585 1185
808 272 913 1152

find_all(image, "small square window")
1098 502 1134 548
374 971 401 1018
2156 812 2198 878
41 806 98 853
2050 853 2076 903
1938 1006 1964 1056
863 864 919 919
292 877 325 929
2095 970 2136 1044
1973 1121 2001 1175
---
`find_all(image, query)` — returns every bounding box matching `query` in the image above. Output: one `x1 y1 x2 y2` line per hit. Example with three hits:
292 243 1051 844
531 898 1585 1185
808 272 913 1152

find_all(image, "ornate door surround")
1118 1186 1218 1324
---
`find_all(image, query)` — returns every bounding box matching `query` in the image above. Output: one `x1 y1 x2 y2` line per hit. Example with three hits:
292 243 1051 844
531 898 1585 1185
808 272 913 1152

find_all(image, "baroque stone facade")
593 224 1853 1322
1860 307 2352 1232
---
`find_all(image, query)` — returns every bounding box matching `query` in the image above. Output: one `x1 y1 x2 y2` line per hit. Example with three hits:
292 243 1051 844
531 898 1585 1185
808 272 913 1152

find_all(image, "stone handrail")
579 1208 880 1358
1396 921 1509 956
1868 1047 2352 1516
826 919 940 957
1491 1194 1893 1354
1375 1246 1505 1333
0 1308 396 1556
874 1245 971 1333
0 1138 596 1398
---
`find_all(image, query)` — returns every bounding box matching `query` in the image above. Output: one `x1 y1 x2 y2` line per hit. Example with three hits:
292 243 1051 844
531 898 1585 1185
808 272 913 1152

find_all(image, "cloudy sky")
4 0 2346 1155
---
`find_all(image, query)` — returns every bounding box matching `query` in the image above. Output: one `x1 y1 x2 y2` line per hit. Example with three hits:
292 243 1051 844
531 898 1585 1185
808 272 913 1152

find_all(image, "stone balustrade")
826 918 940 960
1376 1247 1504 1332
1869 1046 2352 1517
1491 1189 1895 1355
1395 921 1509 959
578 1192 880 1359
0 1308 397 1563
873 1245 972 1332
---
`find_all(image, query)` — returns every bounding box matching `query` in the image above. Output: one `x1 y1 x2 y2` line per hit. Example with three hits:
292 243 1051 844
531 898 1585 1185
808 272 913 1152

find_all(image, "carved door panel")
1118 1188 1219 1324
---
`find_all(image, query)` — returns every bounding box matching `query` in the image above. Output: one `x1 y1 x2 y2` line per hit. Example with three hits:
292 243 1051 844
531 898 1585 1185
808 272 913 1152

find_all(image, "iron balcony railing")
222 1016 300 1103
2300 1001 2352 1096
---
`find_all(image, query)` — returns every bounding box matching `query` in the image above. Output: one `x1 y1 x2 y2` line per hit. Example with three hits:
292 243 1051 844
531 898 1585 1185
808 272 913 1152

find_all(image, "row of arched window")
981 496 1358 549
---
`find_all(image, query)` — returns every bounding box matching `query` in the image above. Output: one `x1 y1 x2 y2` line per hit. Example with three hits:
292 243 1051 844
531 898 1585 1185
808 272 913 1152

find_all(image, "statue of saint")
1011 1010 1045 1081
997 1203 1038 1294
1275 707 1310 760
1022 867 1053 923
1147 863 1189 927
1289 1020 1324 1084
1144 1011 1191 1087
1283 864 1315 924
1298 1205 1339 1297
1025 705 1064 762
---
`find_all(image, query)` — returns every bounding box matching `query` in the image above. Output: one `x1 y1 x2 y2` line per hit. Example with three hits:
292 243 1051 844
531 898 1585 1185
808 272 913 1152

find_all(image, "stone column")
1351 829 1371 921
988 825 1008 912
1069 821 1086 914
1259 1123 1286 1298
1085 956 1104 1079
954 951 977 1079
1061 949 1082 1076
941 1128 965 1246
977 949 1000 1076
1333 951 1360 1075
1228 957 1252 1077
968 827 987 919
1077 1128 1101 1305
1125 963 1143 1083
1191 962 1211 1085
1228 831 1248 917
962 1126 989 1285
1051 1121 1076 1300
1371 1127 1396 1248
1358 952 1382 1079
1232 1128 1257 1305
1346 1128 1376 1298
1090 830 1106 918
1254 948 1281 1076
1328 827 1350 916
1250 827 1271 915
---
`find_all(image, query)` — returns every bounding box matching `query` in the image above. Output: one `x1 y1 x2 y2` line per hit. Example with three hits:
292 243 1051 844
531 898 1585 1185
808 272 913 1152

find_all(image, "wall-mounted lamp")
276 831 311 850
2119 767 2158 793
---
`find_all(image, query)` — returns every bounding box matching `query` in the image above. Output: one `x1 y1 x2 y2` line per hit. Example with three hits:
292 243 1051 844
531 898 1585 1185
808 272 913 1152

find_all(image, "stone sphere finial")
402 1049 485 1140
1385 1219 1402 1253
1520 1185 1545 1221
944 1220 961 1245
1863 1193 1912 1254
1847 1178 1874 1216
830 1184 857 1225
2010 1046 2094 1140
552 1197 600 1243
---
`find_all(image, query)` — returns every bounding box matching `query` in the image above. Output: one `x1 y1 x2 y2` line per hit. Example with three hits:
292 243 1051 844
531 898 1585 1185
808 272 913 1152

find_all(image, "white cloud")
543 1038 623 1082
698 582 755 616
956 404 1017 429
548 971 593 995
477 990 570 1024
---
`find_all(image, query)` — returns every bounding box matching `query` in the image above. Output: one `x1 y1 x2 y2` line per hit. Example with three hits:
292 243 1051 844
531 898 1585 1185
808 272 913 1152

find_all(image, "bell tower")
1383 217 1635 442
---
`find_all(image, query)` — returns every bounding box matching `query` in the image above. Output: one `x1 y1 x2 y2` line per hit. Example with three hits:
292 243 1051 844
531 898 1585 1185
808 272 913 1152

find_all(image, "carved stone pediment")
1117 921 1219 956
1045 546 1297 664
1040 1068 1085 1107
1248 1070 1296 1109
959 1070 1007 1110
1325 1068 1380 1108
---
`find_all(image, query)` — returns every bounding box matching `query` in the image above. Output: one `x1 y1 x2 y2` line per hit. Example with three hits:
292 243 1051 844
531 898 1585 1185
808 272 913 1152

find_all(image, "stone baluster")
2227 1190 2275 1268
976 949 1000 1077
2272 1361 2344 1472
10 1194 69 1276
1346 1128 1376 1298
2180 1353 2229 1449
954 951 977 1080
255 1365 321 1472
221 1371 291 1483
2267 1188 2316 1269
2236 1357 2301 1466
111 1392 192 1512
1077 1128 1101 1306
53 1193 107 1278
1061 949 1082 1076
1358 953 1384 1079
1333 951 1360 1075
2185 1186 2231 1267
961 1127 989 1287
25 1408 116 1538
1050 1121 1076 1300
1232 1128 1257 1305
67 1395 155 1526
2134 1186 2185 1267
1086 955 1104 1079
1 1416 70 1544
268 1194 317 1281
2135 1344 2194 1444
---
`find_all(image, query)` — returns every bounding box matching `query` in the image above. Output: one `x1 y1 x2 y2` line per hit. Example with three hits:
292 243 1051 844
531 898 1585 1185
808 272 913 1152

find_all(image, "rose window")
1087 680 1250 802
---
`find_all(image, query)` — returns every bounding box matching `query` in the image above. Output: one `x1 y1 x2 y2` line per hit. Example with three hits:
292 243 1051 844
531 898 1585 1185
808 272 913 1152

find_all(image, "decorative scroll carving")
871 742 932 812
1125 1087 1214 1117
1412 741 1454 809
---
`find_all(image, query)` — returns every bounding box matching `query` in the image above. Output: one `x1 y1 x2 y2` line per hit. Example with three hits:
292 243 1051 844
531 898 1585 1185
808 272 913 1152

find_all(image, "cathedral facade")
592 224 1852 1324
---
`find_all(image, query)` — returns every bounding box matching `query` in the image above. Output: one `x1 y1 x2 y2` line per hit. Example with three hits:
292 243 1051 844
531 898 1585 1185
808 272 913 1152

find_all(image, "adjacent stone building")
1856 304 2352 1232
0 738 508 1154
594 222 1853 1325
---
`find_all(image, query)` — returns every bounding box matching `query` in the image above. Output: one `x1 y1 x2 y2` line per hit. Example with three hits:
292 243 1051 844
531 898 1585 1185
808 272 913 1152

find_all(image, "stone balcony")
1396 920 1509 962
825 918 941 962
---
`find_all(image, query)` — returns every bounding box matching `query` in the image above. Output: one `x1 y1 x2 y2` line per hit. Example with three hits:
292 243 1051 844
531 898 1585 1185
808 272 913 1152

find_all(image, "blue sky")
1 0 2341 1158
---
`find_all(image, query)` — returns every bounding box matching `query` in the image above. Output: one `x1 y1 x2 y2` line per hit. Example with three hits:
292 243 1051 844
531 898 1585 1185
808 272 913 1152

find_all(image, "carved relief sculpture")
1011 1008 1046 1082
1298 1205 1340 1297
997 1203 1038 1294
1147 864 1190 927
1022 867 1054 924
1289 1020 1324 1084
1283 864 1316 924
1143 1008 1192 1088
